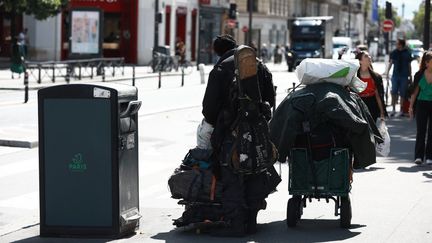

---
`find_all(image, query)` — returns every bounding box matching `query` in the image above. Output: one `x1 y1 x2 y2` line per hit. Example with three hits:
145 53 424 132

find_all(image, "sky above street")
381 0 423 20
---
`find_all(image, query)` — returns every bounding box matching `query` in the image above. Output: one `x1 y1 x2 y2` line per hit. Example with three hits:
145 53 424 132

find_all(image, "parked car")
407 39 424 61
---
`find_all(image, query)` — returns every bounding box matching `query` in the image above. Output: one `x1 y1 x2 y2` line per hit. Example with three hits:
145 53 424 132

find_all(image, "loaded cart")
286 93 352 229
287 147 351 228
270 59 384 230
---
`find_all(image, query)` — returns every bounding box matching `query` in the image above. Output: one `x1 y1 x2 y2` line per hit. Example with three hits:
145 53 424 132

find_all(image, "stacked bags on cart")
270 58 383 169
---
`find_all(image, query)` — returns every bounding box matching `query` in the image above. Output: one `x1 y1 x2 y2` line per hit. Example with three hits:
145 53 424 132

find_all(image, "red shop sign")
70 0 123 12
200 0 211 5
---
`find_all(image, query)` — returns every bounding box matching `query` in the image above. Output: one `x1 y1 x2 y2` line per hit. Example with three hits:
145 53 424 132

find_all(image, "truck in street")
288 16 333 66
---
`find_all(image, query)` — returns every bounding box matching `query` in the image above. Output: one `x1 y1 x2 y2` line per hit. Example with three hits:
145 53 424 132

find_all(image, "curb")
0 139 38 148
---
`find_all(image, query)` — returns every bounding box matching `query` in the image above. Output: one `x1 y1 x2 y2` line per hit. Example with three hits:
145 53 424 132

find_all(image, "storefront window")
103 13 120 50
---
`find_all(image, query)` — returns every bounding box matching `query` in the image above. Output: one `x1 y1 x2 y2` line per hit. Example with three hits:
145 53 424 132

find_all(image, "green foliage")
0 0 68 20
412 2 428 39
378 6 401 27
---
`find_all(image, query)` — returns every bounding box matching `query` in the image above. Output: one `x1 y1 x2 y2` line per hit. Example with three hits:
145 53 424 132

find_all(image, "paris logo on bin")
68 153 87 172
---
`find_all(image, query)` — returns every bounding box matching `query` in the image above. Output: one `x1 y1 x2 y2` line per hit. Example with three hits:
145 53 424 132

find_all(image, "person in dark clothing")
356 51 386 122
202 35 276 236
409 51 432 165
386 38 412 117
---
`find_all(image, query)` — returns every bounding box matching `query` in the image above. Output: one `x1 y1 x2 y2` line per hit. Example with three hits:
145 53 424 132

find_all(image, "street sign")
242 26 249 32
382 19 394 32
227 19 236 29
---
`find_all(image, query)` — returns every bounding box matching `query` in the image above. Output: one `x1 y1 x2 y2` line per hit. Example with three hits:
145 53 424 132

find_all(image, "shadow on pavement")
354 166 384 173
12 237 109 243
10 231 137 243
383 118 416 163
152 220 363 243
422 172 432 181
397 165 432 173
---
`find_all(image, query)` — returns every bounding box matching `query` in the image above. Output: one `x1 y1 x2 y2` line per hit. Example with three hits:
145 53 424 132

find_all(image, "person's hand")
409 107 414 119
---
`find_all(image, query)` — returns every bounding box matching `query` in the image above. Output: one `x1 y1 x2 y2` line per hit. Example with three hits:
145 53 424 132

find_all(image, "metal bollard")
24 71 29 103
52 65 55 83
78 64 82 80
198 63 205 84
132 65 135 86
38 64 41 84
102 67 105 82
292 82 296 92
181 67 184 86
65 65 70 84
158 71 162 89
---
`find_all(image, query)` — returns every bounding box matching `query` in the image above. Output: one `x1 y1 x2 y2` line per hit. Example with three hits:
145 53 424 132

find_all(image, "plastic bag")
197 118 214 150
295 58 367 93
376 120 390 157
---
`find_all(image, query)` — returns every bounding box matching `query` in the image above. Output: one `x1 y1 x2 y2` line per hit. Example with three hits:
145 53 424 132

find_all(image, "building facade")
21 0 369 65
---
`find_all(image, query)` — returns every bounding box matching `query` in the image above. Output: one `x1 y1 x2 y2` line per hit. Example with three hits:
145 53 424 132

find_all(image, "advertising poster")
71 10 101 55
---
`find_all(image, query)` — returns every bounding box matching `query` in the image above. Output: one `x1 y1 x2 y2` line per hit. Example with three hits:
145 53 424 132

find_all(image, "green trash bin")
38 83 141 237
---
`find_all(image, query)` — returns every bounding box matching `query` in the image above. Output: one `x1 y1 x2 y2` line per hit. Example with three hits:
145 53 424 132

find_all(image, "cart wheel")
340 196 352 228
286 196 301 228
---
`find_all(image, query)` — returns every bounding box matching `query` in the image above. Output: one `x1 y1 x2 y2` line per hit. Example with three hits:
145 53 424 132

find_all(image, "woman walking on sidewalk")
409 51 432 165
356 51 386 122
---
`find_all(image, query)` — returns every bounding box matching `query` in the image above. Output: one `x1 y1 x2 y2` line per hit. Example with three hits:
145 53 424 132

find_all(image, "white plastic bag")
295 58 367 93
196 118 214 150
376 120 391 157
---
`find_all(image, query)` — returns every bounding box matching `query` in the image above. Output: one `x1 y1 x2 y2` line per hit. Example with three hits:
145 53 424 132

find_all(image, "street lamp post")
347 1 351 37
153 0 159 70
248 0 253 45
424 0 430 50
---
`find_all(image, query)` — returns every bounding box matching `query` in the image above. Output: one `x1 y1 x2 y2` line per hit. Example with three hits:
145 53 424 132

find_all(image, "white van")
332 37 355 59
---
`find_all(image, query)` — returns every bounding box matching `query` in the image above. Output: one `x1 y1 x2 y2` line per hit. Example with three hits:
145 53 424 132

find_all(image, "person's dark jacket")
357 69 388 117
202 48 276 149
269 82 383 169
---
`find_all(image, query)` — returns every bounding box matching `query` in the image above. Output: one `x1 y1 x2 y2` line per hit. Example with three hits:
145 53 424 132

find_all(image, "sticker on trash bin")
68 153 87 172
126 133 135 149
93 87 111 98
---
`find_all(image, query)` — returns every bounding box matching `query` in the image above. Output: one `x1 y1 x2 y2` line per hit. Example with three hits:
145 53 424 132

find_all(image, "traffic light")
385 1 392 19
229 3 237 19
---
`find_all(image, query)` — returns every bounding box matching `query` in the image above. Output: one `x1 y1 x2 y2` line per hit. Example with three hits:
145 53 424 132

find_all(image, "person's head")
396 39 406 50
213 34 237 56
419 51 432 71
355 51 372 70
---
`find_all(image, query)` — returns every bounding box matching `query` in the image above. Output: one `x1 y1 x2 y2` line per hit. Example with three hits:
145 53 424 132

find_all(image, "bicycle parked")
148 53 193 74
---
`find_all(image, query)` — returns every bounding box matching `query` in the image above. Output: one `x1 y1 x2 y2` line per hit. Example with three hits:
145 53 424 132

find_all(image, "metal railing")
24 57 125 84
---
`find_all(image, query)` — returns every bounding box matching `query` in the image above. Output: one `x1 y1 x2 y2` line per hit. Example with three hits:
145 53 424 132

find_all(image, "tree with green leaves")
0 0 68 39
412 2 431 41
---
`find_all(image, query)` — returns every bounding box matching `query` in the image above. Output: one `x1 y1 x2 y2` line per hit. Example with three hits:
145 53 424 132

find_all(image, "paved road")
0 61 431 242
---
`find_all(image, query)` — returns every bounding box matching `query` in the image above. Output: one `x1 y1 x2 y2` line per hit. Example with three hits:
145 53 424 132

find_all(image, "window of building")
103 13 121 50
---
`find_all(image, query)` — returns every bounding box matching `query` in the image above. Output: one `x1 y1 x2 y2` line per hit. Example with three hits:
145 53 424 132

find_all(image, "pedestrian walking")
409 51 432 165
356 51 386 122
10 37 26 79
260 43 268 63
201 35 278 236
19 28 28 56
386 38 412 117
175 37 186 64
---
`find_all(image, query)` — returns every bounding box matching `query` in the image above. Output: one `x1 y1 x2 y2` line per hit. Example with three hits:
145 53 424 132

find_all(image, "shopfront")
0 10 23 58
198 6 225 64
62 0 138 63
